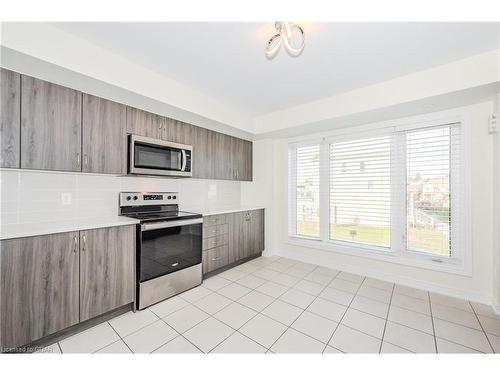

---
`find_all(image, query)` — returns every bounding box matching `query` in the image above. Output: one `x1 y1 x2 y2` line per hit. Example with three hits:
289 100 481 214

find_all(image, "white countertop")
0 216 140 240
196 206 265 216
0 207 265 240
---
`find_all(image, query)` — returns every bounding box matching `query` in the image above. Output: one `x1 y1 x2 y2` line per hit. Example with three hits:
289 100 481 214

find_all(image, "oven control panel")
119 192 178 206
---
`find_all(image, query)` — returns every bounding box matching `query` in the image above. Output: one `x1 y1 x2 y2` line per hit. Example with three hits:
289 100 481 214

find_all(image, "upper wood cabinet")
1 71 253 180
163 118 193 145
21 76 82 172
0 68 21 168
0 231 80 349
192 126 215 179
214 132 233 180
82 94 127 174
79 225 135 321
126 106 164 139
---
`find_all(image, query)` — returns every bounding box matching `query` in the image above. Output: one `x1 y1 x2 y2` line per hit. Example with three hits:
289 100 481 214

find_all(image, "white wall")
251 101 497 307
0 170 242 225
493 94 500 312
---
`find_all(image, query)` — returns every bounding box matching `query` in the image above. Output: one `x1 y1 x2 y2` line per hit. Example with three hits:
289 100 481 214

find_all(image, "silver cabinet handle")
211 257 221 261
84 154 88 167
76 153 81 167
82 234 86 251
73 236 78 253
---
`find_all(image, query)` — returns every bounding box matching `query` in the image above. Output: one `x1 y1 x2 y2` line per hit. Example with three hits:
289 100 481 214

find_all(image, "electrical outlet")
61 193 72 205
489 114 499 134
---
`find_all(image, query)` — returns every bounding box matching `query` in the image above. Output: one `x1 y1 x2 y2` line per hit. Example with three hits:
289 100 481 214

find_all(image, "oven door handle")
141 218 203 231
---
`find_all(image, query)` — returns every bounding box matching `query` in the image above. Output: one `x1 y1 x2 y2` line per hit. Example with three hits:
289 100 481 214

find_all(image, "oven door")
129 135 192 177
138 218 202 283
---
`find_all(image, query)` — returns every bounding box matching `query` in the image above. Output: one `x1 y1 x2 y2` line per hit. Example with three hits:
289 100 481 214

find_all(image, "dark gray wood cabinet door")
0 68 21 168
228 211 245 261
192 126 215 179
79 225 135 321
0 232 79 349
126 107 163 139
21 76 82 171
214 133 233 180
82 94 127 174
241 140 253 181
163 118 193 145
248 209 265 255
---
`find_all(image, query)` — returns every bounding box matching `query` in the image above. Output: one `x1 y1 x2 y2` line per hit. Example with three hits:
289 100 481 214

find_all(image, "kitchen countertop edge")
0 217 140 241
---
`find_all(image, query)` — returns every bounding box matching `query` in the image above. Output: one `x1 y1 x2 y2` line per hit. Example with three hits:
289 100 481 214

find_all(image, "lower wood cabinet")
0 231 80 349
0 225 135 349
202 209 265 275
79 226 135 321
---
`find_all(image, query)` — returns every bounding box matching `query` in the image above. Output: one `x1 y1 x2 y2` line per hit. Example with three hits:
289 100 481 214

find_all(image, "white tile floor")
41 256 499 354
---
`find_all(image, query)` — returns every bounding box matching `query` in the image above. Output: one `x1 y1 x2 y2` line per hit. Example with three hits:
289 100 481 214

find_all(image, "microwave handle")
181 149 187 171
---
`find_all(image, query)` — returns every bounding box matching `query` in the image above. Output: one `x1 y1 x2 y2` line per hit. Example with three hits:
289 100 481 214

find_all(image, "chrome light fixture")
265 22 305 59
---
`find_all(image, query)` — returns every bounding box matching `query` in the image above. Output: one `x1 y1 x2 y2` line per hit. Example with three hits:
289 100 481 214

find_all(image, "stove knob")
126 196 131 201
172 195 176 199
167 195 172 200
133 196 138 201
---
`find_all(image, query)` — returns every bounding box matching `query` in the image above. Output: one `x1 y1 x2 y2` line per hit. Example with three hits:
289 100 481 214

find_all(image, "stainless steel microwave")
128 135 193 177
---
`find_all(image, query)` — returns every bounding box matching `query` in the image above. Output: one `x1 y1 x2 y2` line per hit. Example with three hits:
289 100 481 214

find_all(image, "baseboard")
274 249 495 309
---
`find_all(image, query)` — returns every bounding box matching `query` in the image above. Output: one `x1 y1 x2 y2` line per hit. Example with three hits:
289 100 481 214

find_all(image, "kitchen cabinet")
214 133 233 180
0 232 80 349
82 94 127 174
79 226 135 321
202 245 229 274
21 76 82 172
227 211 245 264
163 118 193 145
0 225 135 349
192 126 215 179
0 68 21 168
1 71 253 180
229 137 253 181
241 209 265 259
126 106 164 139
203 209 264 275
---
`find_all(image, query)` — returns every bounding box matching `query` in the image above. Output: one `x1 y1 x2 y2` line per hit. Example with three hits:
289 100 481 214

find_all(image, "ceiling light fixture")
265 21 305 59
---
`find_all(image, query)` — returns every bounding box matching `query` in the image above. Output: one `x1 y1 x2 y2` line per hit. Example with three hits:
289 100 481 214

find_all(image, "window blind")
329 136 391 247
405 124 460 257
292 144 321 238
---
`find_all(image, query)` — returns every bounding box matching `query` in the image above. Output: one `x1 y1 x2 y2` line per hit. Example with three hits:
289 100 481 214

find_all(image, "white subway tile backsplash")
1 170 242 224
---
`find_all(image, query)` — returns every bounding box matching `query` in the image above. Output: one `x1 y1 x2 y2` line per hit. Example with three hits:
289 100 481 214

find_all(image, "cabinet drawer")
204 214 227 226
203 234 228 250
202 245 229 274
203 223 228 238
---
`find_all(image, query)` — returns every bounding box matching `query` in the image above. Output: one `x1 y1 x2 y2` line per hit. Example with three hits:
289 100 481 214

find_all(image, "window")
405 125 460 257
287 119 466 271
329 136 391 247
289 144 321 238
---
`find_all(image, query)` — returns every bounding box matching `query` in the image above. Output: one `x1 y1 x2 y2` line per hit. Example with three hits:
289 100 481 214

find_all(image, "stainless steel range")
119 192 202 310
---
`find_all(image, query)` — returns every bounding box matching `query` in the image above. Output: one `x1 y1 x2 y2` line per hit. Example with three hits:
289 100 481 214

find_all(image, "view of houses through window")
291 124 457 258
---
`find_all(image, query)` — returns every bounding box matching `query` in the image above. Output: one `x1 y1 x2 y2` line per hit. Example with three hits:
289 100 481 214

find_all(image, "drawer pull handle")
171 262 179 267
211 257 221 261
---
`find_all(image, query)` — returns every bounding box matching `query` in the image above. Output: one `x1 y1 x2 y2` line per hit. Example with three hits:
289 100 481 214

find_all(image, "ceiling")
52 22 500 116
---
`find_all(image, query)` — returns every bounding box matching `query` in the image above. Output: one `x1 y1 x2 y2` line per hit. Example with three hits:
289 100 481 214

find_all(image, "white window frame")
286 107 472 276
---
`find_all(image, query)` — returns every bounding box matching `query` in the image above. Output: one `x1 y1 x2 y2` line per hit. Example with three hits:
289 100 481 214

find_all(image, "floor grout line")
106 321 134 353
322 276 366 353
378 283 395 353
469 300 495 353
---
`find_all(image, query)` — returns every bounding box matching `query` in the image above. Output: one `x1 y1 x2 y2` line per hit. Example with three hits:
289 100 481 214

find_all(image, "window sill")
285 236 472 276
